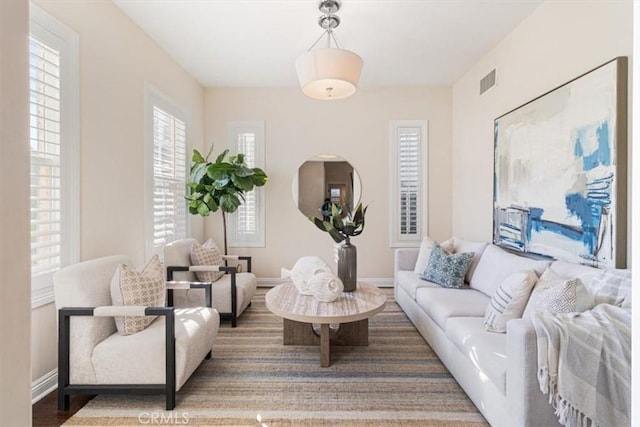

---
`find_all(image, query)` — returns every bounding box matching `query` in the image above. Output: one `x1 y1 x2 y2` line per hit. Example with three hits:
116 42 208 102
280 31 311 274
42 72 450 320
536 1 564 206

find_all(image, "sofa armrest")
507 318 559 426
57 306 177 410
165 281 213 308
394 248 419 274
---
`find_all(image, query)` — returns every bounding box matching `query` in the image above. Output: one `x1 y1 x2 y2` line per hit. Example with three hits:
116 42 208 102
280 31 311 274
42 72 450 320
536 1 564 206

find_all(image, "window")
29 5 79 308
389 120 427 247
145 86 189 258
228 121 265 247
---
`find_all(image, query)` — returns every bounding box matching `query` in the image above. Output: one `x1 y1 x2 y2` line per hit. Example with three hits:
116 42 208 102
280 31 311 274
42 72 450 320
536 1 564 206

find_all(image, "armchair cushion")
91 306 219 390
110 255 166 335
190 240 225 283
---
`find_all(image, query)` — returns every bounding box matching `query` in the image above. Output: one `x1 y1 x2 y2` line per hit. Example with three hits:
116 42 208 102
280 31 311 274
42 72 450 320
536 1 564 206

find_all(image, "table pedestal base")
283 318 368 367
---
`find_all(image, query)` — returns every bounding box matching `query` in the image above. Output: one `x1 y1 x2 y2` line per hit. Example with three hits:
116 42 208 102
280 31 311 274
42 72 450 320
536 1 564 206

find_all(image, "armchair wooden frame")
58 282 213 411
166 255 252 327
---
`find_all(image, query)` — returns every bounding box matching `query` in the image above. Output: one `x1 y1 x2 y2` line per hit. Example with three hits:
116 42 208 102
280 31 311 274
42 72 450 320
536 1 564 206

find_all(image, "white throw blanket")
532 304 631 427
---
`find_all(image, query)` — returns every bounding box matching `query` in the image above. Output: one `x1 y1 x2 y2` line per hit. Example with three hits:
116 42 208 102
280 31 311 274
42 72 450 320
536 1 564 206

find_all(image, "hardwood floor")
32 392 93 427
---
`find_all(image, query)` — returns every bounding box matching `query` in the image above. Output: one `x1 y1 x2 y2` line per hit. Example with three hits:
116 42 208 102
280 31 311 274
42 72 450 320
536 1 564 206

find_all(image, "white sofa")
394 242 606 427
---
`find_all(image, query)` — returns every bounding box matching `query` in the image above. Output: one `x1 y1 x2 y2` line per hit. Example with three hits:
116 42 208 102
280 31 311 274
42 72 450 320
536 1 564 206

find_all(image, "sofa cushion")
110 255 166 335
190 239 225 283
92 307 219 390
413 237 455 275
470 245 550 297
396 270 440 299
450 237 488 283
421 243 474 288
446 317 507 394
484 270 538 333
415 287 490 330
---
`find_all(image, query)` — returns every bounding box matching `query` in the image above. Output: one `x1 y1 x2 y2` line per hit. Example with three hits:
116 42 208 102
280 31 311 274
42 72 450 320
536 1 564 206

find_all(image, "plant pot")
337 239 357 292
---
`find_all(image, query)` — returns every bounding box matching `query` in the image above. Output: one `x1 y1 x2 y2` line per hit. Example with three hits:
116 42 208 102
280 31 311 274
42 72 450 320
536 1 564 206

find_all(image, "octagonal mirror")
292 154 361 220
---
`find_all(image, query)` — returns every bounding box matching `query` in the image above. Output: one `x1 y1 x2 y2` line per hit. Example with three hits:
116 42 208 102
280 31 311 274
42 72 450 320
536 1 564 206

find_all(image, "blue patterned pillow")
421 243 474 288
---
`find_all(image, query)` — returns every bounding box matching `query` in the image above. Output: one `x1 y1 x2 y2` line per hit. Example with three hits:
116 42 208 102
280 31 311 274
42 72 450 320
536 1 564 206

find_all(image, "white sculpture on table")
306 271 344 302
281 256 343 302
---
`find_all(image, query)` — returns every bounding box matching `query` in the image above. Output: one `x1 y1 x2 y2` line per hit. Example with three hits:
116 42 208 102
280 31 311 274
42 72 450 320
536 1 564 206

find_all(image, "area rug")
65 288 487 426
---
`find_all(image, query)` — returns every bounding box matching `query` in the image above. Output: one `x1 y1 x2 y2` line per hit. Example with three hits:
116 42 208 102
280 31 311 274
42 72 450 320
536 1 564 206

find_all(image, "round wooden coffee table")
265 282 386 367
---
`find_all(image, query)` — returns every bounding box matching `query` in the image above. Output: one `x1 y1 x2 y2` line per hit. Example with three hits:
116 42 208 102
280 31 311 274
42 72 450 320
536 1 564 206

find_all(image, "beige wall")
631 4 639 424
1 0 32 423
451 1 633 244
31 0 205 383
204 86 452 278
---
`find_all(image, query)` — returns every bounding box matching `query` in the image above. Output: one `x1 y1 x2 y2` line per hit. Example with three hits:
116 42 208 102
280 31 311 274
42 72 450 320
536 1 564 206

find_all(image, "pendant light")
295 0 363 100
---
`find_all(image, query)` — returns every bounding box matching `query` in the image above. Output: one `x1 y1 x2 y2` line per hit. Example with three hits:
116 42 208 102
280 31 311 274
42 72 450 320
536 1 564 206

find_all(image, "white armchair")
164 238 257 327
54 255 219 410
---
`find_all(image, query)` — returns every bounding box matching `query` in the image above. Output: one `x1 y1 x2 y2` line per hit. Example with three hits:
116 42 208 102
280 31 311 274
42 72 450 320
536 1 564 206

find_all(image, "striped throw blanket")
532 304 631 427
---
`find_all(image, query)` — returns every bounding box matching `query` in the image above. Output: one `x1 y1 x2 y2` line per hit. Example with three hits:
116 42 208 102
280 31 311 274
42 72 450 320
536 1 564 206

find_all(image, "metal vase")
337 238 357 292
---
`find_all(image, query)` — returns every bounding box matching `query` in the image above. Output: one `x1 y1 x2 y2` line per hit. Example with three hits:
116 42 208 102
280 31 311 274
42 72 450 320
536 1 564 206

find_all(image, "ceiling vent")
480 68 496 95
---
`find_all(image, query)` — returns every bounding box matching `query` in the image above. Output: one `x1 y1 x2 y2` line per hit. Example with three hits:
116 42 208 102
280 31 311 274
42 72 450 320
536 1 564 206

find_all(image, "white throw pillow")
450 237 488 283
110 254 166 335
522 269 578 318
484 270 538 333
413 237 455 275
190 240 225 283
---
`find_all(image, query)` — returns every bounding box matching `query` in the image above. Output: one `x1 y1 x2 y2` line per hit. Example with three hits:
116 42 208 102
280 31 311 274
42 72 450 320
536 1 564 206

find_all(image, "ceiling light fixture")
295 0 363 101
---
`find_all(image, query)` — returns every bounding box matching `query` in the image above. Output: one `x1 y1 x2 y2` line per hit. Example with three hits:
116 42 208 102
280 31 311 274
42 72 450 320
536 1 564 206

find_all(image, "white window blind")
152 106 188 251
29 5 79 308
390 120 427 247
30 36 62 279
228 121 265 247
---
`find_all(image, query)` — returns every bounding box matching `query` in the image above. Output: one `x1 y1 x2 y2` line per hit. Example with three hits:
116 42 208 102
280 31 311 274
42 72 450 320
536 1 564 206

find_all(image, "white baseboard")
257 277 394 287
32 369 57 404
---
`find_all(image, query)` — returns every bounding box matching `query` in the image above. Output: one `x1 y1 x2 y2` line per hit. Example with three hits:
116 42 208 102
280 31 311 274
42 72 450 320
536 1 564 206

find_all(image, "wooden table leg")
320 323 330 367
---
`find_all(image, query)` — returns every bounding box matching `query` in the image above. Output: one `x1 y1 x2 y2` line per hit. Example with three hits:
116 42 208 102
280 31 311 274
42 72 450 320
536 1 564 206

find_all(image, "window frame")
143 83 191 259
389 120 428 247
227 120 266 248
29 5 80 308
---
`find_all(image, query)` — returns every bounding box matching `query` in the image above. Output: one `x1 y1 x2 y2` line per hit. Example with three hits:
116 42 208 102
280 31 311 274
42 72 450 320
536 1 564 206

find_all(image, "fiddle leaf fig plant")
309 202 368 244
186 145 268 253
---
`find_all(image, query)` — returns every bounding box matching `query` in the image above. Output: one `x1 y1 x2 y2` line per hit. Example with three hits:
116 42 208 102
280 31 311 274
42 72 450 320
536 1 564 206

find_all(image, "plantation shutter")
237 132 257 236
228 121 265 247
389 121 426 247
29 36 63 281
152 106 187 249
399 128 420 236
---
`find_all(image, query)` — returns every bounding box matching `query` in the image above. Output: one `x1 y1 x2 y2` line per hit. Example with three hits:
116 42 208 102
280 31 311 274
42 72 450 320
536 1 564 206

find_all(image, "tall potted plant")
186 145 267 254
309 202 367 291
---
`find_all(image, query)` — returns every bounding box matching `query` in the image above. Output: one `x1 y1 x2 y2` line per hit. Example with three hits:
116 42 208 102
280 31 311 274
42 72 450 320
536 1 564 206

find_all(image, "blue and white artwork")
493 58 626 269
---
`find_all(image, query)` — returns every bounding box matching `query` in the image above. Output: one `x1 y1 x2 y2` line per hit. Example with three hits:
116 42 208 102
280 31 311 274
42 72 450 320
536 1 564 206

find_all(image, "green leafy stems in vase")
309 202 368 292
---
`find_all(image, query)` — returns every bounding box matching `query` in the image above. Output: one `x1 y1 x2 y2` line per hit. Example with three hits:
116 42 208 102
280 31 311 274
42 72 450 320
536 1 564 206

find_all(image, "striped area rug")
65 288 487 426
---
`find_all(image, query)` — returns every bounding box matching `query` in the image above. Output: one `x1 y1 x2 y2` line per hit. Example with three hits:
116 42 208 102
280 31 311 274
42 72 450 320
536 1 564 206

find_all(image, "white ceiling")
112 0 542 88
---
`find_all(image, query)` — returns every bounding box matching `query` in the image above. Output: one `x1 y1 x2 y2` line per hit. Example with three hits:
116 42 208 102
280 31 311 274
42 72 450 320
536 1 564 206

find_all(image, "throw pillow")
420 243 473 289
110 254 166 335
483 270 538 333
450 237 488 283
190 240 225 283
522 273 580 319
413 237 455 275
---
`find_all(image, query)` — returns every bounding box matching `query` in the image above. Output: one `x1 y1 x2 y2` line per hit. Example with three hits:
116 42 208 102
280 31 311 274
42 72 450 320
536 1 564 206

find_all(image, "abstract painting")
493 57 627 268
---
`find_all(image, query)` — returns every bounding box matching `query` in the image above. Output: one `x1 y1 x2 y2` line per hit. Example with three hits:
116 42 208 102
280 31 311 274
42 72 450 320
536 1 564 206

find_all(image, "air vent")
480 68 496 95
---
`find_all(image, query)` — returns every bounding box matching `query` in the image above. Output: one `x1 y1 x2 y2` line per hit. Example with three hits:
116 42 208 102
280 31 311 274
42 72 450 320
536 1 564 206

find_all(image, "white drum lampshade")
295 48 363 101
